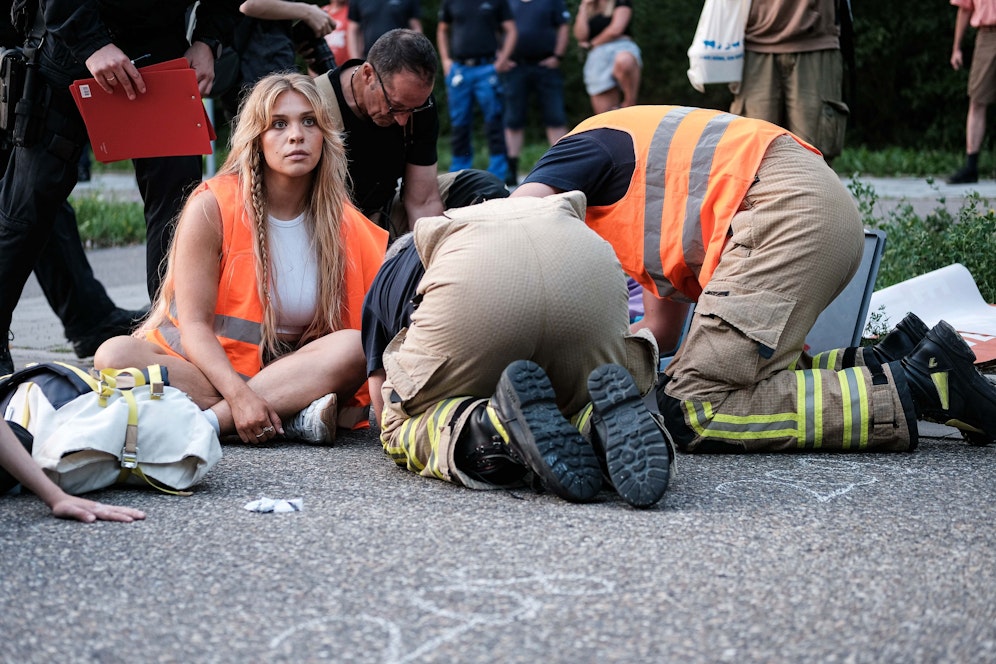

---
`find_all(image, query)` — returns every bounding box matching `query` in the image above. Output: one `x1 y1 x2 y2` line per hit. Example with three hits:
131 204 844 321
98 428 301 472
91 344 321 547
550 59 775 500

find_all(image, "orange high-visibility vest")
569 106 819 301
150 173 387 419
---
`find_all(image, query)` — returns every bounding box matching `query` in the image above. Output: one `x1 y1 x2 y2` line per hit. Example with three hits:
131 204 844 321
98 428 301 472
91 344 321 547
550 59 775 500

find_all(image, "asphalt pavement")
1 173 995 663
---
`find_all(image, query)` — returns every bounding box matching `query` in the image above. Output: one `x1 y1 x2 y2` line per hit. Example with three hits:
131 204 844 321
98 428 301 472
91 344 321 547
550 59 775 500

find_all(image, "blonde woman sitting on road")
96 73 388 445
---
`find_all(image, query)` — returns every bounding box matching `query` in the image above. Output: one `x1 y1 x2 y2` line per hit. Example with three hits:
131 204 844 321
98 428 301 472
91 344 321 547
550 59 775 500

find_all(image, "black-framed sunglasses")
369 63 434 116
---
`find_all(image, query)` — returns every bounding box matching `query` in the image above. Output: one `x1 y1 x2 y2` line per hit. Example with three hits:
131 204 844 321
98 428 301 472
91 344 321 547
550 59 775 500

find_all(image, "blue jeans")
445 62 507 180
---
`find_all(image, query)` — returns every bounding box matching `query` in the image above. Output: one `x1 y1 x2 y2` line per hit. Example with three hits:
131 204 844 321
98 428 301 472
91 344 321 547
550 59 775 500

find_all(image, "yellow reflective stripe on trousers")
683 367 869 449
810 348 841 370
386 398 465 477
837 366 869 449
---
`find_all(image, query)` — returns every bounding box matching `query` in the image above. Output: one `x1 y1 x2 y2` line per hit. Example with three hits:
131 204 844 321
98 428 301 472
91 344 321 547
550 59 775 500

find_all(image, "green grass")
832 146 984 178
70 193 146 248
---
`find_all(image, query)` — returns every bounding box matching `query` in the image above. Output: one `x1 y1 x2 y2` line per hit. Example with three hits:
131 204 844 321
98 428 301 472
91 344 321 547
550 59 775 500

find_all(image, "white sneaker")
284 393 338 444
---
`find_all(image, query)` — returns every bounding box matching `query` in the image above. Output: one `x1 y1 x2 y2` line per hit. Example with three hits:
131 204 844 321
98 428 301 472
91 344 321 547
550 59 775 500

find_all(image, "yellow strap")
117 465 193 497
147 364 164 399
56 362 117 406
18 382 34 429
120 388 139 469
94 366 147 389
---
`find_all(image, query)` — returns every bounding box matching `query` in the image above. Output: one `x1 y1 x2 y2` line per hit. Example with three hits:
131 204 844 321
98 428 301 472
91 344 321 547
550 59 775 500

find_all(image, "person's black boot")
901 320 996 444
454 404 530 488
948 153 980 184
867 312 929 364
70 306 149 358
587 364 673 508
490 360 602 502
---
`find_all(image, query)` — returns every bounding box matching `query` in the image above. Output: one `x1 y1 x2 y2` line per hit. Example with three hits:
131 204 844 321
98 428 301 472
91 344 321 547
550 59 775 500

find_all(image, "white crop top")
267 212 319 336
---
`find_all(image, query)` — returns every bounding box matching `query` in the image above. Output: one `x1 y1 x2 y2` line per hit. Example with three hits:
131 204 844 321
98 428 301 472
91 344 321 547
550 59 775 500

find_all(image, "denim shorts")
583 38 642 96
502 63 566 129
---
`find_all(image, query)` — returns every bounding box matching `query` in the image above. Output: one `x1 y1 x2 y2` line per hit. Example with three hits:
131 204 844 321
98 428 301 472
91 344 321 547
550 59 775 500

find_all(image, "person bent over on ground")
362 192 674 507
96 73 387 445
512 105 996 454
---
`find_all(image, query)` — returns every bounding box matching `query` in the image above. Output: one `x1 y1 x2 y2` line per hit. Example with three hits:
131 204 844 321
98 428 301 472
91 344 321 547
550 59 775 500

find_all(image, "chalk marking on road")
267 571 613 662
715 458 919 503
269 613 402 654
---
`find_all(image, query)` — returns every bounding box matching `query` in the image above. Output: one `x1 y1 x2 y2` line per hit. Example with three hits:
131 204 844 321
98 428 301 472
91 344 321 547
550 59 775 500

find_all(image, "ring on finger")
262 426 275 434
255 432 265 438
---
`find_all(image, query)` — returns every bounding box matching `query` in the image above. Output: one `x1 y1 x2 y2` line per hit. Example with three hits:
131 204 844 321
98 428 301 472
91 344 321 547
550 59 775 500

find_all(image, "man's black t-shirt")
520 128 636 206
361 233 425 375
327 60 439 219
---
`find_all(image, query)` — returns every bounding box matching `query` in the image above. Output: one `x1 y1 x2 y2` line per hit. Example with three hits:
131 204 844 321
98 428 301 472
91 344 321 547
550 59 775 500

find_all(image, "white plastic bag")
687 0 752 93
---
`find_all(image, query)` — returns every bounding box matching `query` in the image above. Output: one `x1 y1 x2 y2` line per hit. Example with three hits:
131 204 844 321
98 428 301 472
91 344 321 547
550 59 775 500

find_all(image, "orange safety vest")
569 106 820 302
150 173 387 422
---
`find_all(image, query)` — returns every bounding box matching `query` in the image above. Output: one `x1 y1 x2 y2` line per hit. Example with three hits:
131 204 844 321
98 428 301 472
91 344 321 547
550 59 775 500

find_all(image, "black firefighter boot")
901 320 996 445
456 360 603 502
587 364 673 508
865 312 930 364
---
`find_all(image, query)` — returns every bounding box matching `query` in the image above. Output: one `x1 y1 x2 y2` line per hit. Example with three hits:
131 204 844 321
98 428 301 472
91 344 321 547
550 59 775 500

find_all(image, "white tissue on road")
243 497 303 513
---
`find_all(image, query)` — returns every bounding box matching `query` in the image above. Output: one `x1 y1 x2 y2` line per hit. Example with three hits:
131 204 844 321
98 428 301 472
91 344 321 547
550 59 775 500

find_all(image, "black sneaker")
901 320 996 444
491 360 602 502
869 312 929 363
947 164 979 185
588 364 672 508
70 306 149 358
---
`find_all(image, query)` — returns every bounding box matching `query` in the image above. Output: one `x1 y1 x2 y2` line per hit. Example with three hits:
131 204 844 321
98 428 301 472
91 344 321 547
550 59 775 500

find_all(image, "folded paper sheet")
70 58 215 163
867 263 996 364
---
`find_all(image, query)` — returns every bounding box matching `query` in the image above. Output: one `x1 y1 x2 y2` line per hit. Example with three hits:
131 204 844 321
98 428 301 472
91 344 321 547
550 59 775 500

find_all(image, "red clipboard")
70 58 215 163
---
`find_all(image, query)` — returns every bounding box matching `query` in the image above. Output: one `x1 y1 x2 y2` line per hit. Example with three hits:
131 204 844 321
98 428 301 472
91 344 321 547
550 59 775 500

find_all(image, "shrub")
849 179 996 302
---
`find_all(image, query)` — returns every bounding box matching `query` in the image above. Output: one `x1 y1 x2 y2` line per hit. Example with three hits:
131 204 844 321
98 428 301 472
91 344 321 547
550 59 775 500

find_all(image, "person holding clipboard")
0 1 236 376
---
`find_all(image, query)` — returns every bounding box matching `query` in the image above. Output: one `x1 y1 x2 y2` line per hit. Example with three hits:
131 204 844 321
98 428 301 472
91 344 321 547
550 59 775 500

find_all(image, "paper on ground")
244 497 303 513
866 263 996 363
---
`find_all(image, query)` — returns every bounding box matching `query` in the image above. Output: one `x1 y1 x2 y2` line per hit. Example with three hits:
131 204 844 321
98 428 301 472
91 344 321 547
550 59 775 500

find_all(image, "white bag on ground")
1 362 221 495
687 0 752 93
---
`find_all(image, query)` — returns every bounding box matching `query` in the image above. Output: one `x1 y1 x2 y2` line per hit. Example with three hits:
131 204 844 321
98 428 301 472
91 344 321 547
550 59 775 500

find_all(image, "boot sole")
494 360 602 502
588 364 671 508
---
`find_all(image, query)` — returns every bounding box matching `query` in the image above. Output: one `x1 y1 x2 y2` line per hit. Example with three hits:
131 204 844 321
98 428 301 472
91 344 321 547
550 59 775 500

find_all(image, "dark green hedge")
421 0 970 150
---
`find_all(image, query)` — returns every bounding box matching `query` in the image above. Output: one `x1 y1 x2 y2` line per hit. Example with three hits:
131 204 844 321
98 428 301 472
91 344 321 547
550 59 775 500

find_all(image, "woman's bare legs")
613 51 641 108
95 330 367 436
590 88 621 114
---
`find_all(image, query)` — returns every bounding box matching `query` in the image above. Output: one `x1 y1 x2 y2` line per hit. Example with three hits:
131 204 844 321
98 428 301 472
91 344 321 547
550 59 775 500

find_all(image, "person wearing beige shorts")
365 192 673 507
948 1 996 184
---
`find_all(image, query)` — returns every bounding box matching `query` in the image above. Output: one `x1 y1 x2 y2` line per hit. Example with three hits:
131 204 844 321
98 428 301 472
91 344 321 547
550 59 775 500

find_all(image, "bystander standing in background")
948 0 996 184
438 0 517 181
730 0 849 164
574 0 641 114
323 0 352 65
502 0 570 188
347 0 422 59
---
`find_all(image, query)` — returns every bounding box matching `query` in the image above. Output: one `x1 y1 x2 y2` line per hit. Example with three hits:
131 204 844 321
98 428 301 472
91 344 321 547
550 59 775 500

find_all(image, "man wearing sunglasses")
316 28 506 236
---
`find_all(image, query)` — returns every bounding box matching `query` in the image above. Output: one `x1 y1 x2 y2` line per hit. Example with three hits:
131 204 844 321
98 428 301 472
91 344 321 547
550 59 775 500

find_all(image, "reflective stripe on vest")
571 106 817 301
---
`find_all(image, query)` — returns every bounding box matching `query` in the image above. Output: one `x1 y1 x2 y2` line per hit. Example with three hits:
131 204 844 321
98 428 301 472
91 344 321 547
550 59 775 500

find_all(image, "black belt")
455 56 494 67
